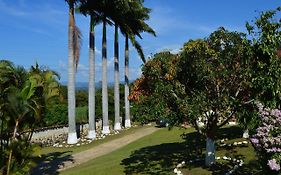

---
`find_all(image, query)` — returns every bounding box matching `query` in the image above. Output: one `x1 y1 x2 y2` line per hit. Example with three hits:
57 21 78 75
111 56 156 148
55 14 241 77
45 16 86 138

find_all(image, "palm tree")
101 15 110 134
79 0 112 135
87 15 97 139
65 0 82 144
124 34 131 127
113 24 122 130
1 62 60 174
107 0 125 131
122 0 156 128
0 60 17 174
103 0 155 129
93 0 112 134
78 0 103 139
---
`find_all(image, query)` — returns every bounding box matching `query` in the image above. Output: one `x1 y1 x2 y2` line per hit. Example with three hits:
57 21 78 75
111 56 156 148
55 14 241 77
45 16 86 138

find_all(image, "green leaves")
0 61 60 174
246 6 281 108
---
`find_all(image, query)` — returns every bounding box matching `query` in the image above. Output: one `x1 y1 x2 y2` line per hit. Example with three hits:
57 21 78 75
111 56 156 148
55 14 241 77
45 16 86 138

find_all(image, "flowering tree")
250 104 281 173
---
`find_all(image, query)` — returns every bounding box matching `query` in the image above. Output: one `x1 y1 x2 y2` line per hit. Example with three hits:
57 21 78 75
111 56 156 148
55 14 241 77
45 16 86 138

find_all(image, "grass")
61 127 190 175
31 125 151 174
181 126 261 175
60 126 261 175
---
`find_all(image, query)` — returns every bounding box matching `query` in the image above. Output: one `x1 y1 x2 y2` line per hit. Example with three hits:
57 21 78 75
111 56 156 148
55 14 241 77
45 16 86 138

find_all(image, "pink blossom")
267 159 280 171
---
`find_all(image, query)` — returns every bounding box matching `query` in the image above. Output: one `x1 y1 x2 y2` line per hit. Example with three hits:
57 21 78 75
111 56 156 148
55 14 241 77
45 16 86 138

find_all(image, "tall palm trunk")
114 25 121 130
88 16 96 139
67 3 77 144
124 35 131 128
102 19 110 134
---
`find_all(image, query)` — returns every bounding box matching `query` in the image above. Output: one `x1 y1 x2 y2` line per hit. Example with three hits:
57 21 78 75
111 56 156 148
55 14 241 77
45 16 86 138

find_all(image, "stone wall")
31 120 103 147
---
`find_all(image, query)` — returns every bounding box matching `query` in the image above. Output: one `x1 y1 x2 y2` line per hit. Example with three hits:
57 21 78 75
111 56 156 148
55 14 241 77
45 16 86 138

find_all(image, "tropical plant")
108 0 124 131
82 0 114 134
121 0 156 128
0 61 60 174
65 0 82 144
78 0 105 138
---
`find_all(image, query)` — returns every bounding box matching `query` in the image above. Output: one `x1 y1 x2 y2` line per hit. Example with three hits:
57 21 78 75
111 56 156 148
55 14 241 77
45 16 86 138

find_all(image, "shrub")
250 104 281 173
43 104 68 126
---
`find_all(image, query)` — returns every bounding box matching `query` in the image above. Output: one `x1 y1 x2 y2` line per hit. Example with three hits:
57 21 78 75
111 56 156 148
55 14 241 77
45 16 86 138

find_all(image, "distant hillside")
60 81 121 90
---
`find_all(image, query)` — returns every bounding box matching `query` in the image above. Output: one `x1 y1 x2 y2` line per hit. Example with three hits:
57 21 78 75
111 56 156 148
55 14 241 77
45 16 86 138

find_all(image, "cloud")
0 0 27 17
148 4 245 38
156 44 182 54
0 0 66 35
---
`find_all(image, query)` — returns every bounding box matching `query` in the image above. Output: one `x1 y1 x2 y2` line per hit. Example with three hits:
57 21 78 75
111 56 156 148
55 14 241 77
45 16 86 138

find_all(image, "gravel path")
32 126 159 174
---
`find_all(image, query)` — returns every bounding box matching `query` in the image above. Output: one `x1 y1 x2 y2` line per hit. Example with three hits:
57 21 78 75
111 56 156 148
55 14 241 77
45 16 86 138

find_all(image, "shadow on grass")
121 126 262 175
31 151 73 175
121 131 205 175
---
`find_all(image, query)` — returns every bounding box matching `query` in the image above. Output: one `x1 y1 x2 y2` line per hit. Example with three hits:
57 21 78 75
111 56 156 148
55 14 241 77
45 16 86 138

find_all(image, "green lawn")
31 125 152 175
61 126 260 175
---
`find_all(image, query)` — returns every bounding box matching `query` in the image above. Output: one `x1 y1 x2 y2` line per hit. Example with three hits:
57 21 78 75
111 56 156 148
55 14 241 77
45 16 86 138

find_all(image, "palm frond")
73 25 82 70
129 35 145 63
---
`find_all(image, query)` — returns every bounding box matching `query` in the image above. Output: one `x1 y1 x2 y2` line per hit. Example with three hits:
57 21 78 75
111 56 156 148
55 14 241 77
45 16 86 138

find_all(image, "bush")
250 104 281 174
43 104 68 126
76 106 88 124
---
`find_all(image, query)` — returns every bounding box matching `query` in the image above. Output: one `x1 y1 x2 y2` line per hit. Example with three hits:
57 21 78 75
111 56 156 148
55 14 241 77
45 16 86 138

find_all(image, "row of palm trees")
65 0 155 144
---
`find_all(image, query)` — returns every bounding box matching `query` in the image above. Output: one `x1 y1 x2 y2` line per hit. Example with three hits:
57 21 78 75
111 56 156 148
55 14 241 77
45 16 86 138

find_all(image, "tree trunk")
124 35 131 128
243 129 249 138
7 120 19 175
88 16 96 139
205 137 215 166
67 5 77 144
102 19 110 134
114 25 121 130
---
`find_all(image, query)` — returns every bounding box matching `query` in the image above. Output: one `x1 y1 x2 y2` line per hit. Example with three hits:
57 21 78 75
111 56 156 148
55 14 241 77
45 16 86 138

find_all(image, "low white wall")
31 120 103 142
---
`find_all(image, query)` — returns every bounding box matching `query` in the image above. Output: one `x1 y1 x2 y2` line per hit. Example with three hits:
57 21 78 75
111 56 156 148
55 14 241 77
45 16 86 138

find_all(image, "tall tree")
130 28 251 166
78 0 103 139
101 16 110 134
92 0 113 134
122 0 155 128
107 0 128 130
65 0 82 144
79 0 112 134
87 15 96 139
114 24 121 130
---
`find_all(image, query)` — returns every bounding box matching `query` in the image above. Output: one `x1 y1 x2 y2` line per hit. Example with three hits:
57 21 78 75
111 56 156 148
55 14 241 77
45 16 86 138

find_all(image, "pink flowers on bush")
250 104 281 172
268 159 280 171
